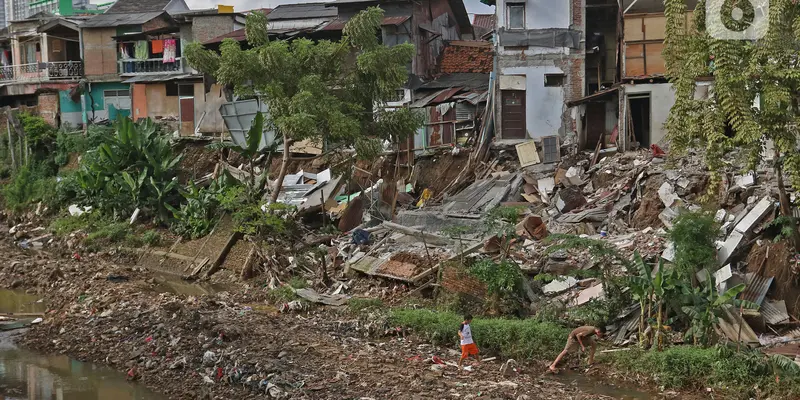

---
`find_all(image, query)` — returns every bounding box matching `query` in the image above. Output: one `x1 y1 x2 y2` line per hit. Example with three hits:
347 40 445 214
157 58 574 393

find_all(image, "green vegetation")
141 229 162 246
606 346 800 396
167 176 239 239
348 298 384 313
2 165 56 213
390 309 569 360
185 7 422 203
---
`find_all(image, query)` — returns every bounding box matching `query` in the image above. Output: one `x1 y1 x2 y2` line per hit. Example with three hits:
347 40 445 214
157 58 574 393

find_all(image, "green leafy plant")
75 117 182 222
669 211 719 279
233 202 296 238
185 7 421 204
141 229 162 246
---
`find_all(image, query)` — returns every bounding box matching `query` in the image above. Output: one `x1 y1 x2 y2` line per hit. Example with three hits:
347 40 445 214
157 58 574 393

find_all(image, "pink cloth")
163 39 176 63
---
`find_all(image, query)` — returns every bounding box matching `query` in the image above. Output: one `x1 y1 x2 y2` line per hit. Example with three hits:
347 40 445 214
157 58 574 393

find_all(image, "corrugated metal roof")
623 0 699 14
472 14 494 30
81 12 166 28
419 73 490 91
121 73 198 83
204 28 245 44
320 15 409 31
104 0 170 14
761 300 790 325
742 273 773 306
267 3 336 21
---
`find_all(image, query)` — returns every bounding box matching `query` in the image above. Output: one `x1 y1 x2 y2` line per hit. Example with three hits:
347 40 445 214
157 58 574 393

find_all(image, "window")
544 74 565 87
507 3 525 30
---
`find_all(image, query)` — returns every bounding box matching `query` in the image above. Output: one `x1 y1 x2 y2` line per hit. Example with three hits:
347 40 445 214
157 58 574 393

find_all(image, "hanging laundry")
119 43 131 60
151 39 164 54
162 39 176 63
134 41 148 60
0 50 8 66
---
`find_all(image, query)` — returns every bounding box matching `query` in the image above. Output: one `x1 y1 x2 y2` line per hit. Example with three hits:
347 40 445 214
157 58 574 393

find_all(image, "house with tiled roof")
409 40 492 152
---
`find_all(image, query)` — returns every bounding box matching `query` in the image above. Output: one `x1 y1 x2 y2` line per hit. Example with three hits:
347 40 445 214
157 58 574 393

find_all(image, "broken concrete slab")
537 177 555 204
733 196 773 234
717 231 744 266
543 277 578 294
657 182 680 208
565 166 584 186
734 172 755 189
570 283 605 307
661 242 675 262
658 207 678 229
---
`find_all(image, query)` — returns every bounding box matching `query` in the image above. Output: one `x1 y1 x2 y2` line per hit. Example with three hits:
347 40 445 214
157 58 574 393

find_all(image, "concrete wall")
37 92 59 126
500 64 566 138
496 0 570 30
495 0 585 140
621 82 675 146
59 82 132 126
144 83 179 118
191 15 235 44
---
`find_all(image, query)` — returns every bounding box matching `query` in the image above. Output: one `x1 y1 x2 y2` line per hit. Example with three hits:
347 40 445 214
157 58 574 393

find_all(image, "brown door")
179 97 194 136
586 102 606 149
501 90 526 139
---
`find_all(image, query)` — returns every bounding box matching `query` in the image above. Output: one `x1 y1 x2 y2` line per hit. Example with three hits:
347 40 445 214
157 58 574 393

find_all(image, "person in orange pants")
458 314 480 369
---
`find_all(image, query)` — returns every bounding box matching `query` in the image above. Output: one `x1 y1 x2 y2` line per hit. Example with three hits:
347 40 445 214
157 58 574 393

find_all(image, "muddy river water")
0 289 166 400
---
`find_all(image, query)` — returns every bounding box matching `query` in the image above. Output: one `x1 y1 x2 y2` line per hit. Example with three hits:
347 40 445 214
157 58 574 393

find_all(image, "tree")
185 7 421 203
663 0 800 250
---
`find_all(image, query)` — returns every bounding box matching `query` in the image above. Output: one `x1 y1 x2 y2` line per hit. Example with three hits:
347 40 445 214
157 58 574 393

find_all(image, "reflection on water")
549 369 652 400
152 272 230 296
0 338 168 400
0 290 166 400
0 291 46 315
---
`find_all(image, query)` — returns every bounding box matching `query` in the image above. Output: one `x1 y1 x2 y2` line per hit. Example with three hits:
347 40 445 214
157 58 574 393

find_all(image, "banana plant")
681 270 759 347
121 168 148 207
149 176 178 224
623 251 654 348
221 111 270 200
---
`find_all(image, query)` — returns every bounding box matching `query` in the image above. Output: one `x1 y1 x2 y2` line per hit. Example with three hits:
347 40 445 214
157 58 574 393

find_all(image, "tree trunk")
655 301 663 351
639 300 645 348
774 149 800 251
270 135 293 205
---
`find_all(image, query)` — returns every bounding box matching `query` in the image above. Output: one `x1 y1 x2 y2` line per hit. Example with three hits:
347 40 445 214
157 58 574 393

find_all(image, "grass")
348 298 384 313
390 309 570 360
604 345 800 397
141 230 162 246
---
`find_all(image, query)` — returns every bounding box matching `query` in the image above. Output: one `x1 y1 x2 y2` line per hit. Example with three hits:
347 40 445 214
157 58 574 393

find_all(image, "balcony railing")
0 61 84 82
118 58 182 75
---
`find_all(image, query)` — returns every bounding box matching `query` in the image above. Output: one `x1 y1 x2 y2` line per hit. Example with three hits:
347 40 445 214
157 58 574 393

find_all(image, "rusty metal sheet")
761 300 790 325
742 273 773 306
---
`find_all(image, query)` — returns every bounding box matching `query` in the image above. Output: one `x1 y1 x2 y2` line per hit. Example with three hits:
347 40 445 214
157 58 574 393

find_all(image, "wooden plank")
625 57 646 77
645 42 666 75
623 16 644 41
643 15 666 41
381 221 452 246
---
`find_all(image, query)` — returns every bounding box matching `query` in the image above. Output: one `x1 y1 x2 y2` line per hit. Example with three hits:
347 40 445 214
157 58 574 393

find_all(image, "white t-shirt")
459 323 473 345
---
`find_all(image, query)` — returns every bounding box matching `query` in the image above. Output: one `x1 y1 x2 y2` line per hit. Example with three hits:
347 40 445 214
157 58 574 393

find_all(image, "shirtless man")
549 325 604 372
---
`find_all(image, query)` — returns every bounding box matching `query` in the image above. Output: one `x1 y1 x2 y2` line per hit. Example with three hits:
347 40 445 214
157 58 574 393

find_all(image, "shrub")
233 202 296 238
141 229 162 246
390 309 570 359
50 212 109 236
2 165 55 213
84 222 133 246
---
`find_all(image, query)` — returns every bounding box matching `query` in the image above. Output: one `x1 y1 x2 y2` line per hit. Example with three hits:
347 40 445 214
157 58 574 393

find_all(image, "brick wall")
37 92 59 127
441 264 487 298
439 42 493 74
192 15 235 44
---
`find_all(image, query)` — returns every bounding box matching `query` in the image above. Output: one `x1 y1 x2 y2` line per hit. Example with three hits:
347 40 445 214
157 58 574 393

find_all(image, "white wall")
624 83 675 145
496 0 570 30
502 64 565 138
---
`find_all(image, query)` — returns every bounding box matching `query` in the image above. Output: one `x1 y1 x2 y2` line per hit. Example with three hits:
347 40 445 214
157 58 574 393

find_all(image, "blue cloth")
352 229 371 245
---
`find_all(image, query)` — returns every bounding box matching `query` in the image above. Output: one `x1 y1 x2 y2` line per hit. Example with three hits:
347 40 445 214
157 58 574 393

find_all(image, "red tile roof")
472 14 495 30
439 41 493 75
204 28 246 44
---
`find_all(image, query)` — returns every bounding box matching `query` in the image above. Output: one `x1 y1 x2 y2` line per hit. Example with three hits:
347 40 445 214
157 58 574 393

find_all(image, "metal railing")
47 61 84 80
0 61 84 82
118 57 182 75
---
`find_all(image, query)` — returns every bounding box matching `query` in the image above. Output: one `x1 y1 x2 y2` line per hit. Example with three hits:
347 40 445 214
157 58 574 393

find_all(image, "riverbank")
0 236 657 400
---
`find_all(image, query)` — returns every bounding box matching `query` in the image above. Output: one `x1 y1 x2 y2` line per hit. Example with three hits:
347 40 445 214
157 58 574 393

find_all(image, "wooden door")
501 90 526 139
132 84 147 121
179 97 194 136
586 102 606 149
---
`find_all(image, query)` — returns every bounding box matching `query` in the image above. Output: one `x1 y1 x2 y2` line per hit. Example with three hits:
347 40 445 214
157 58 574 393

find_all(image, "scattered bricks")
37 92 59 127
441 264 486 298
515 215 548 240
